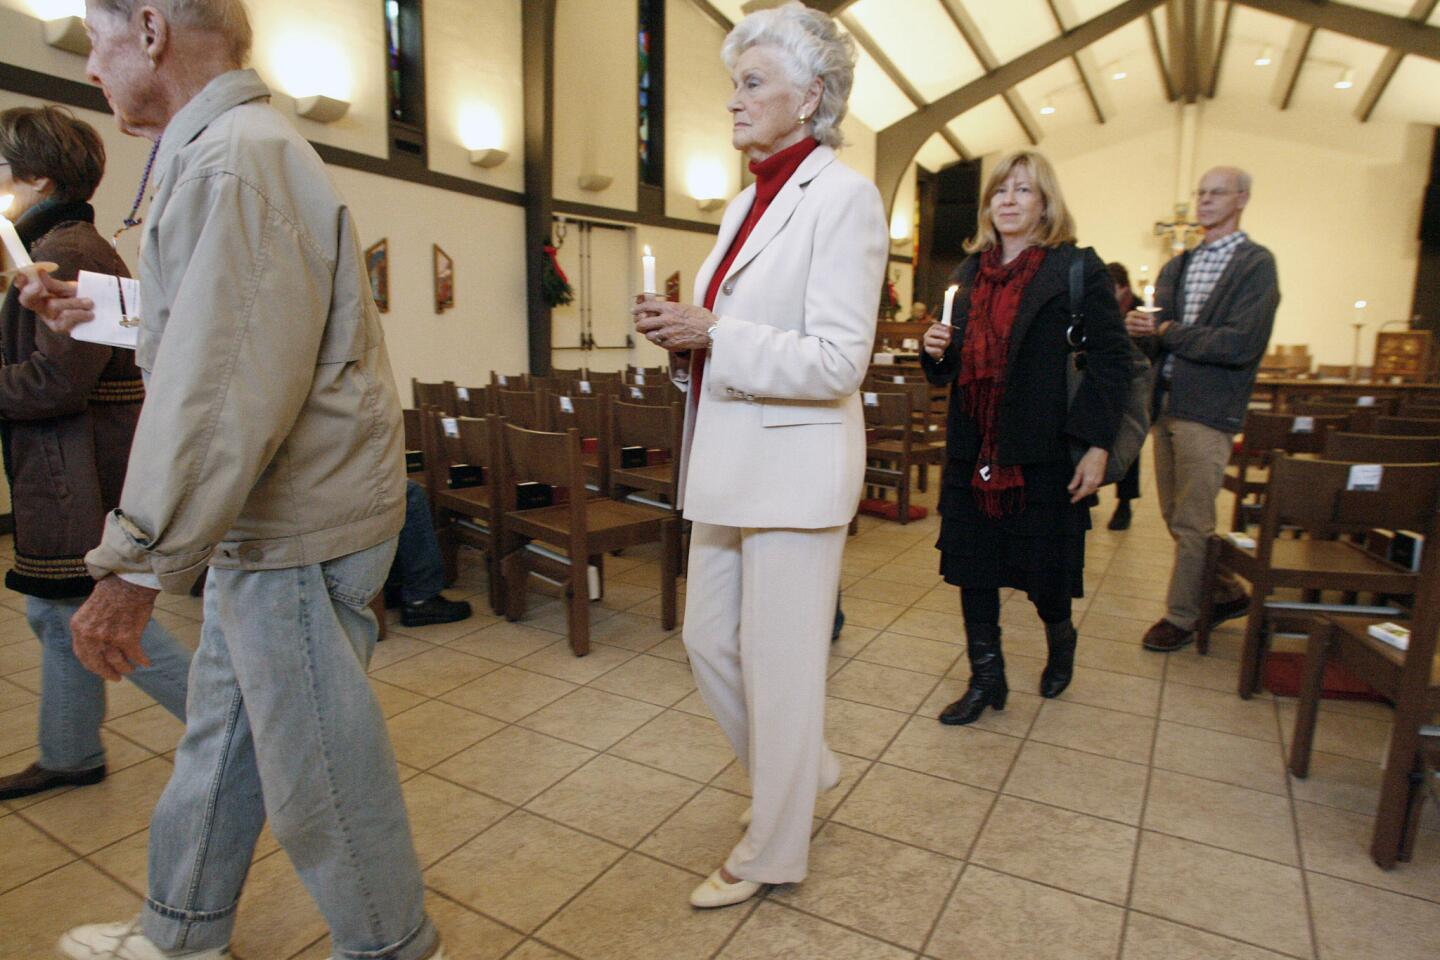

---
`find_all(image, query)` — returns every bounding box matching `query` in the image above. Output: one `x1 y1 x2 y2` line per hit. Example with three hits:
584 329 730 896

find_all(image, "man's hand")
15 267 94 334
71 575 160 681
1124 309 1156 338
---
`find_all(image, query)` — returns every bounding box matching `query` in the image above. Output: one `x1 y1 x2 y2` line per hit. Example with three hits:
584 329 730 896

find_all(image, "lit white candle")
1143 284 1156 310
940 284 958 326
642 245 657 295
0 213 32 270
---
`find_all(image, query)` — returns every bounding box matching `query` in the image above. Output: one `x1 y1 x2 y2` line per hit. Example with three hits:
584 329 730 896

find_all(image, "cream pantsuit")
684 522 847 882
670 146 888 885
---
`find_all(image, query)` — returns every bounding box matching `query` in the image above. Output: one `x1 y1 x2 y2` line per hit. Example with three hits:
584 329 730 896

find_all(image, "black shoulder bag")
1065 252 1155 486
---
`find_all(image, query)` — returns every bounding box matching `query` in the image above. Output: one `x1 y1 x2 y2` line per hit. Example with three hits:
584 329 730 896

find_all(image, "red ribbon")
543 244 570 285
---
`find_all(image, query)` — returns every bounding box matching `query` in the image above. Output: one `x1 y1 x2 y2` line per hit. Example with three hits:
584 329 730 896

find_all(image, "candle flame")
0 194 12 218
947 284 958 293
1354 300 1367 309
643 245 652 257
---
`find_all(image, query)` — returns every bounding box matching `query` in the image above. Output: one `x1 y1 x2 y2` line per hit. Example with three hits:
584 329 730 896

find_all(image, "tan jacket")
86 70 405 593
675 146 887 529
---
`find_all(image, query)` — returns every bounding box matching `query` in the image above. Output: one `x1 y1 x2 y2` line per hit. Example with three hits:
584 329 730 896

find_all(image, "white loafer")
689 870 762 908
58 921 229 959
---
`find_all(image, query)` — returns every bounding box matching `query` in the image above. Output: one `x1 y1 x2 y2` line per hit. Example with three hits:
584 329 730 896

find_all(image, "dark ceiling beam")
940 1 1043 145
1356 0 1439 121
1273 21 1316 110
688 0 733 32
1207 1 1234 97
839 13 971 160
1042 0 1107 124
1146 9 1179 99
1168 0 1202 101
1231 0 1440 61
875 0 1166 214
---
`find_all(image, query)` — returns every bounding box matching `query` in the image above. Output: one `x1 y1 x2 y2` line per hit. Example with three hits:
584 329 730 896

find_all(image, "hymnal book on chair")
1367 622 1410 651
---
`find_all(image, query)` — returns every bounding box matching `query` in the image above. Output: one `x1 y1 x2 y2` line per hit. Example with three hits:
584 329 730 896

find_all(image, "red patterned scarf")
959 244 1046 518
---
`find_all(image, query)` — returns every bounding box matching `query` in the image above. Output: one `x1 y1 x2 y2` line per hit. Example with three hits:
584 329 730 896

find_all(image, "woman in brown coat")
0 105 190 800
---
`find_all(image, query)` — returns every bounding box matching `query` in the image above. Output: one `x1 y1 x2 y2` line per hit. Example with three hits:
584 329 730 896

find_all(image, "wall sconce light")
42 16 89 55
696 197 725 212
1039 99 1056 116
468 148 508 168
686 157 731 214
578 173 613 192
295 95 350 124
1254 45 1274 67
1334 67 1355 90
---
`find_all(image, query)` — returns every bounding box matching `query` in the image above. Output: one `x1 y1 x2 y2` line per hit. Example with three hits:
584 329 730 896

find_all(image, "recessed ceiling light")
1112 70 1128 80
1254 45 1274 67
1039 100 1056 116
1334 67 1355 89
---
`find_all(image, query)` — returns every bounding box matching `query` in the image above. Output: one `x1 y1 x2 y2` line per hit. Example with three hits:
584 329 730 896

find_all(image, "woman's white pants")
682 520 847 883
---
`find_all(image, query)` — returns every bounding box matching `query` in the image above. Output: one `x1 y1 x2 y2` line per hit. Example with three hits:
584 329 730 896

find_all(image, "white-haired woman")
632 2 887 909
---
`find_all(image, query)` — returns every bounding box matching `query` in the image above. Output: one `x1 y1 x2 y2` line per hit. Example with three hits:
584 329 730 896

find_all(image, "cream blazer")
675 145 888 529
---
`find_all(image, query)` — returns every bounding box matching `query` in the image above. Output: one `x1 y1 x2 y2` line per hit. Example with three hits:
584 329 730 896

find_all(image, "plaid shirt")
1163 230 1249 379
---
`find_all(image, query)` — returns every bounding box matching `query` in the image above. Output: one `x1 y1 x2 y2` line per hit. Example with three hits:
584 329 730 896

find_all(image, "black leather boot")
939 623 1007 725
1040 619 1077 699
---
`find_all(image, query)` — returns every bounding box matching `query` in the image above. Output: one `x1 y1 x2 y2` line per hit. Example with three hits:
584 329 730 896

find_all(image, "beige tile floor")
2 476 1439 959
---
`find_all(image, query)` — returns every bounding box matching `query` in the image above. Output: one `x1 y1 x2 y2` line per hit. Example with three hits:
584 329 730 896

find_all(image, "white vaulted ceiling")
704 0 1440 172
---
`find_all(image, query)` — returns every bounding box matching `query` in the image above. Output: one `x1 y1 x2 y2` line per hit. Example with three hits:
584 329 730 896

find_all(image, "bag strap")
1065 248 1087 352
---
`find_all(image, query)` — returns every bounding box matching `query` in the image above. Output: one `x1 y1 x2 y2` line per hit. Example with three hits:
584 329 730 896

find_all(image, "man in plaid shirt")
1125 167 1280 653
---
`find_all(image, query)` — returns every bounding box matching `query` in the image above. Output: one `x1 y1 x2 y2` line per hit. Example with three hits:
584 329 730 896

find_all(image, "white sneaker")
57 921 229 959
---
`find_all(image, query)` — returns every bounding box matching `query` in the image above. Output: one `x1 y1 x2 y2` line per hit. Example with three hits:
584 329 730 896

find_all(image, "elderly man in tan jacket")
20 2 442 959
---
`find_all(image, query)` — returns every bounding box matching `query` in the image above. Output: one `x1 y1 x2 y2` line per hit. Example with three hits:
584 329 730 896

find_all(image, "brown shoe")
1210 593 1251 625
1142 619 1195 653
0 762 106 801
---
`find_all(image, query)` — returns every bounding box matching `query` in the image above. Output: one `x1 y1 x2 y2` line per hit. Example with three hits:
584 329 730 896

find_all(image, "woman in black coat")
921 150 1130 726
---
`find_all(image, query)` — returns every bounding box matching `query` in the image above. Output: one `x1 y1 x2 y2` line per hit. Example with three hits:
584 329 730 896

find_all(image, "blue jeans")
141 538 437 960
29 595 191 771
388 480 445 603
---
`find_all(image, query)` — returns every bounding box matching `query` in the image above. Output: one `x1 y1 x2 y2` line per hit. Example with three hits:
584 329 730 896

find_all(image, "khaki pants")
1152 414 1244 630
683 521 846 883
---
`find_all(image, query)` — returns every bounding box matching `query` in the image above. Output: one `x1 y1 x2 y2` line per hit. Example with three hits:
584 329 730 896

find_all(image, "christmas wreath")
541 243 574 307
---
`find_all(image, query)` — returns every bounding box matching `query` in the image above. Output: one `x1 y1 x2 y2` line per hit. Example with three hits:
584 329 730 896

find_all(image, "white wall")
1018 101 1430 366
553 0 638 211
664 0 739 224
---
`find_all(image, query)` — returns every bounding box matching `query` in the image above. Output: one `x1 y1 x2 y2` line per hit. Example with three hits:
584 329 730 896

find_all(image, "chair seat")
509 497 671 551
437 485 490 513
612 464 674 493
1325 615 1440 696
1220 536 1416 592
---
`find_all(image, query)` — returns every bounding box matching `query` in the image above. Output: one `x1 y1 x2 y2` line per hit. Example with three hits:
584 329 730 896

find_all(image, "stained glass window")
638 0 664 186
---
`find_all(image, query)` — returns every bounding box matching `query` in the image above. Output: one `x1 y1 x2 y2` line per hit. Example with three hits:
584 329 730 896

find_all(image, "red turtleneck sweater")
686 136 819 410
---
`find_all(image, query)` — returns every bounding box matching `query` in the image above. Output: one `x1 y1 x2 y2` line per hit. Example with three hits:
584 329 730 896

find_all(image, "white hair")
92 0 253 64
721 2 856 150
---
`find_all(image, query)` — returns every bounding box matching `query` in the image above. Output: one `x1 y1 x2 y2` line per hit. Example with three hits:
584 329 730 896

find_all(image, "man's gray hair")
92 0 253 65
722 2 856 150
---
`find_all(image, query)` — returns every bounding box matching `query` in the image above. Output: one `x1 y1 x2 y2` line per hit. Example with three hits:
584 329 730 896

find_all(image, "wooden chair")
494 423 679 656
1374 416 1440 437
1323 431 1440 464
496 387 549 431
402 408 427 489
1288 496 1440 868
1196 454 1440 697
454 384 490 417
626 365 665 385
421 410 504 613
412 379 457 413
1399 395 1440 417
861 390 917 524
618 382 674 406
584 370 624 387
1287 400 1371 432
1222 411 1349 531
552 390 611 496
551 366 584 381
490 371 529 391
864 377 944 493
608 399 682 505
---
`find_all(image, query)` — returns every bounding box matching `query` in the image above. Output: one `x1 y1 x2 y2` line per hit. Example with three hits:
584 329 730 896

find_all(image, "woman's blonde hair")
965 150 1076 253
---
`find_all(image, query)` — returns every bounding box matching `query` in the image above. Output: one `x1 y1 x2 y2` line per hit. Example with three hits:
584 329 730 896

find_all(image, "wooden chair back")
1399 395 1440 417
1374 416 1440 437
490 371 529 391
1238 411 1348 458
618 382 673 405
1260 455 1440 544
412 379 457 413
584 370 624 386
496 387 549 431
497 422 585 497
403 408 423 453
626 366 664 385
454 384 490 417
861 389 912 434
1323 431 1440 464
611 399 681 455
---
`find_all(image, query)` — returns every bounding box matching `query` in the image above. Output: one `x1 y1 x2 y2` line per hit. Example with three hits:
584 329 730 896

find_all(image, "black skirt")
936 458 1091 598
